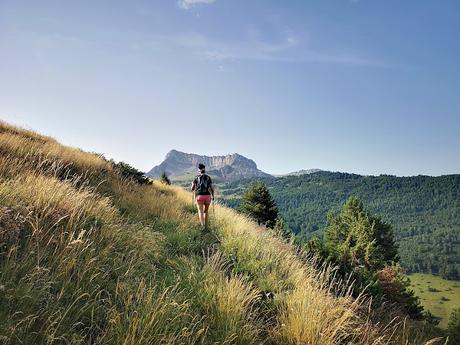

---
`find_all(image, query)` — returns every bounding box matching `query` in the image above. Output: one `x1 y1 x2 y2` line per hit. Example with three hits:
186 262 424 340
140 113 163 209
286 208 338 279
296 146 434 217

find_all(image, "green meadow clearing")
409 273 460 328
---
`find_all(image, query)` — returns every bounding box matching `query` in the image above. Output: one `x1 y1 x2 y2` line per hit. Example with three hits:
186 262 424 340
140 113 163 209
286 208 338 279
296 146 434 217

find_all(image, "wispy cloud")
130 28 385 68
169 31 385 67
202 47 384 67
177 0 216 10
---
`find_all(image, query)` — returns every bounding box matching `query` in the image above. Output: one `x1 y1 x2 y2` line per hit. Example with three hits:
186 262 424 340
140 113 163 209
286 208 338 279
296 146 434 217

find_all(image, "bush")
273 218 291 239
377 265 424 319
111 160 151 185
424 311 440 326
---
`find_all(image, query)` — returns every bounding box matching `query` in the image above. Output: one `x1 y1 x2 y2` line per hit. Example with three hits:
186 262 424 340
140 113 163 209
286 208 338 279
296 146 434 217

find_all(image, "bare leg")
197 203 205 227
204 203 210 228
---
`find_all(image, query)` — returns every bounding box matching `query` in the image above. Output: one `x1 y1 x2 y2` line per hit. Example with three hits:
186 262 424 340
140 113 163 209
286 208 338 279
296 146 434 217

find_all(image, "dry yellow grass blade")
0 173 117 226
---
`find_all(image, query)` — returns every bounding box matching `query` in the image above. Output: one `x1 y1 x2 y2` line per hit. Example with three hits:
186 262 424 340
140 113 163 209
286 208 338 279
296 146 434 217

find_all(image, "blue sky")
1 0 459 176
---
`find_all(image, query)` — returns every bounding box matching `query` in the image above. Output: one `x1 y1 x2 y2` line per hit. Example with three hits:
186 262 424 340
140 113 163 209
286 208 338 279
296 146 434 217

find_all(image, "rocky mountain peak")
147 150 272 181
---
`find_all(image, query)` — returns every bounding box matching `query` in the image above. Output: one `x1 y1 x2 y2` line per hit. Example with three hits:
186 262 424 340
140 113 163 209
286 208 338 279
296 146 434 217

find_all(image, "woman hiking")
191 163 214 230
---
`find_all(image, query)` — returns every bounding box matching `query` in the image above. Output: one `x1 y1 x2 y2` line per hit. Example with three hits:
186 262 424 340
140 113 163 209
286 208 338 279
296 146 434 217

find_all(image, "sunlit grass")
0 121 447 344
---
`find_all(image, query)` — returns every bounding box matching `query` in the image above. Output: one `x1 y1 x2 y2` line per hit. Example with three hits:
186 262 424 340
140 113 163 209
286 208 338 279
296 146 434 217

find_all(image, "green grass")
409 273 460 328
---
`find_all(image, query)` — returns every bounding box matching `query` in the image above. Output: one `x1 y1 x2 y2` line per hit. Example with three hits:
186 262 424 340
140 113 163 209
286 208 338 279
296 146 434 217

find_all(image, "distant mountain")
274 169 323 177
147 149 273 181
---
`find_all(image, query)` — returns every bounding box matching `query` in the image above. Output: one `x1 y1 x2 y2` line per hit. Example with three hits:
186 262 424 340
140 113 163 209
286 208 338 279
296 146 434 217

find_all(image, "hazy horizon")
149 147 457 177
1 0 459 176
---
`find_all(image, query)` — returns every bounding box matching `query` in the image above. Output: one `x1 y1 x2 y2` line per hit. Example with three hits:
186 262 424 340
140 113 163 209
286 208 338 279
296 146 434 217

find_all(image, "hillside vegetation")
0 121 446 344
221 173 460 280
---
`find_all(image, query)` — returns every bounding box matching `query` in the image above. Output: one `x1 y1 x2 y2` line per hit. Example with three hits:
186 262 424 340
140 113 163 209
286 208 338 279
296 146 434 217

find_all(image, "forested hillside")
221 172 460 280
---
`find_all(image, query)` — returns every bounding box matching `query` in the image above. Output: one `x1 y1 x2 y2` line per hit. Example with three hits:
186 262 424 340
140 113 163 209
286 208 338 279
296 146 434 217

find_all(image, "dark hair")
198 163 205 172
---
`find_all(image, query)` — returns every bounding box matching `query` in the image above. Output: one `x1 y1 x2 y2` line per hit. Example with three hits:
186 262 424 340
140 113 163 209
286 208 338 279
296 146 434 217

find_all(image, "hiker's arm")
209 177 215 199
210 184 215 199
191 180 196 192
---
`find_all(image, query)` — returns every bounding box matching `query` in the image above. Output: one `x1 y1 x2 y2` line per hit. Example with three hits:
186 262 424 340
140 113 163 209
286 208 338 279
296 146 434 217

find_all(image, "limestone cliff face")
147 149 272 180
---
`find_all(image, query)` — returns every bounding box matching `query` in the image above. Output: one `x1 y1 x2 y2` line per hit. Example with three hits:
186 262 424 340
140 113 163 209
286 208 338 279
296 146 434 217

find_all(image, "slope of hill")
409 273 460 328
221 172 460 280
0 121 445 344
274 169 323 177
148 149 272 181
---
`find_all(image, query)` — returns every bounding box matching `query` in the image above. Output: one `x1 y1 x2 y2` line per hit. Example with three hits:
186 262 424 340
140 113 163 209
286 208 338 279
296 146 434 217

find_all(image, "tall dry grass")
0 123 110 175
104 280 204 345
0 121 447 344
0 123 185 344
199 253 261 344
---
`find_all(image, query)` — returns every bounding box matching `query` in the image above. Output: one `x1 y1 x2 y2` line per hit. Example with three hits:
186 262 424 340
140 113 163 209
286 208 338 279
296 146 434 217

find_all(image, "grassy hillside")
409 273 460 328
0 121 446 344
220 173 460 280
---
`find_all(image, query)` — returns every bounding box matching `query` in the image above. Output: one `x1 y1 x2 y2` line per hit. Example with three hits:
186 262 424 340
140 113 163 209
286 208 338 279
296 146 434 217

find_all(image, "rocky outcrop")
147 150 272 180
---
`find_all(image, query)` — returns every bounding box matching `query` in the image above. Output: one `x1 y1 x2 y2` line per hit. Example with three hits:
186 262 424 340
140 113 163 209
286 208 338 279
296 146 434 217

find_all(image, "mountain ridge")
147 149 272 180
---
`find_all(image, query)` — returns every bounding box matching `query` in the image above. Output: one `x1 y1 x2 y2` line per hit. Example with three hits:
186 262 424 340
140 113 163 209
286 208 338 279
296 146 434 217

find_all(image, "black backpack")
195 174 211 195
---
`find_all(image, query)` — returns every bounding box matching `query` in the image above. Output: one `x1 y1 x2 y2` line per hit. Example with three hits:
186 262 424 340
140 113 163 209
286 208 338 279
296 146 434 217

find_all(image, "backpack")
195 174 211 195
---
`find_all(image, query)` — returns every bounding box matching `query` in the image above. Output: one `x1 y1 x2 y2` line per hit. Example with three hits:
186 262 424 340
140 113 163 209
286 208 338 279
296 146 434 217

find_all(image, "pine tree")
324 197 423 319
325 196 398 271
239 181 278 228
160 172 171 185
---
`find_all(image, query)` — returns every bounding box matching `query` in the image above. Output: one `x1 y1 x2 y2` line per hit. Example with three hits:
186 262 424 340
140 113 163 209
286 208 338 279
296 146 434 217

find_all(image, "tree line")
221 172 460 280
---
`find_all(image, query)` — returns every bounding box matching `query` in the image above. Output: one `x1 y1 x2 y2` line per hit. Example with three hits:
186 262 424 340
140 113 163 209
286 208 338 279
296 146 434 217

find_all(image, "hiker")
191 163 214 229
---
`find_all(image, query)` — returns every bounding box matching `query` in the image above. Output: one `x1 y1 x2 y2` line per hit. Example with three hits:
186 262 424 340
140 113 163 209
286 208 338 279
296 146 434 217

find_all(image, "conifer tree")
325 196 398 271
160 172 171 185
239 181 278 228
324 196 423 319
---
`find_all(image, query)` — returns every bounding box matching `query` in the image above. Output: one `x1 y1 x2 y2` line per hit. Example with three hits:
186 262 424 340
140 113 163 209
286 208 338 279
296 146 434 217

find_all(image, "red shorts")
196 195 212 205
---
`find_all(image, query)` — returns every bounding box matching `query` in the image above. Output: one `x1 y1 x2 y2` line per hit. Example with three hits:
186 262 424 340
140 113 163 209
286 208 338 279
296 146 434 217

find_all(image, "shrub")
377 264 424 319
110 160 151 185
273 218 291 239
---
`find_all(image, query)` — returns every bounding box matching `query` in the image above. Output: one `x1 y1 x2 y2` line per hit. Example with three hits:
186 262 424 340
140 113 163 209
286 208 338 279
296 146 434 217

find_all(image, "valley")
409 273 460 328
